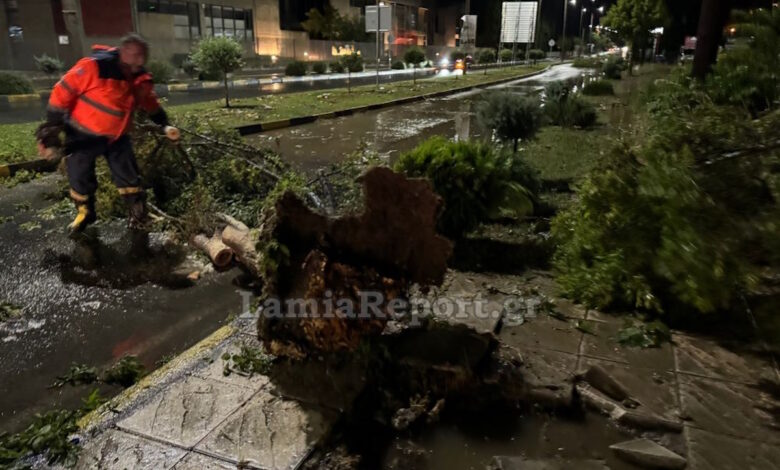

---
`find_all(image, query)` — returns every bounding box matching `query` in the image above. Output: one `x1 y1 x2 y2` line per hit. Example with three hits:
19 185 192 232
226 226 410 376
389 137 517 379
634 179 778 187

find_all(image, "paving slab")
579 358 681 422
685 426 780 470
673 333 778 385
580 311 675 372
195 389 338 470
191 335 271 391
499 314 583 355
72 428 186 470
117 375 257 448
609 438 686 469
513 347 579 390
491 456 610 469
678 374 780 444
172 451 245 469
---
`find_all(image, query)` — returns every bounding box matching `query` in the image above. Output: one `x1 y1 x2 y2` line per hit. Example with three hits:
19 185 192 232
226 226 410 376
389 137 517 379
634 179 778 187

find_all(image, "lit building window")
137 0 201 39
204 4 253 41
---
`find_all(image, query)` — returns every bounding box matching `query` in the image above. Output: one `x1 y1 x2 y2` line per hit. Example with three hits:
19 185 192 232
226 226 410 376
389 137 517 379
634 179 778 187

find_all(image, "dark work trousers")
64 127 144 205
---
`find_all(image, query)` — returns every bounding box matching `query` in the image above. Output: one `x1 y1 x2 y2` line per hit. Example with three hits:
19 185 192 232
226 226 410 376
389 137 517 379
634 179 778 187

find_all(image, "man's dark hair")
119 33 149 59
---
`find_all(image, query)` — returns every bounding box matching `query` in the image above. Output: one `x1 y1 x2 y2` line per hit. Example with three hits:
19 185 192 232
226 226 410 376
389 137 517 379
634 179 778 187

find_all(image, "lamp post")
580 7 587 54
561 0 576 62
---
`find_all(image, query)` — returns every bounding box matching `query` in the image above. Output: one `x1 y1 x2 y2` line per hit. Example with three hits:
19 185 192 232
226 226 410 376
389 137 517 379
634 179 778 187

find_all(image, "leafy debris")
617 319 671 348
222 343 273 377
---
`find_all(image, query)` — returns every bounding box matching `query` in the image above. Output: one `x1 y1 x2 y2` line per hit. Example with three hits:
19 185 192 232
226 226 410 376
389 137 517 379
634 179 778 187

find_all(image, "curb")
0 92 47 107
77 324 237 432
234 65 552 136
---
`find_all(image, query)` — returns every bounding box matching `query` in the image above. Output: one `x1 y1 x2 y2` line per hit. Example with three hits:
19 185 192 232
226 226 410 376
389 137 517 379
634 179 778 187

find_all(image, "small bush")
529 49 545 64
0 72 34 95
499 48 514 62
312 61 327 74
476 92 544 152
181 56 198 77
544 81 597 128
146 60 174 84
329 60 345 73
285 60 308 76
341 53 364 73
391 60 406 70
478 48 496 64
602 56 625 80
572 56 602 68
395 137 538 237
34 54 64 76
582 79 615 96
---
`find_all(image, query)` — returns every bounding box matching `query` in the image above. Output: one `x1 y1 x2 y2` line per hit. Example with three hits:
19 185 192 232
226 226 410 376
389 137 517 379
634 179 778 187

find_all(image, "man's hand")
37 141 58 161
164 126 181 142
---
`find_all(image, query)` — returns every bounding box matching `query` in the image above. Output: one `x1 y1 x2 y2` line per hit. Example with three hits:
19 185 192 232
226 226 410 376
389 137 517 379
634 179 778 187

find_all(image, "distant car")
270 74 283 83
434 58 466 74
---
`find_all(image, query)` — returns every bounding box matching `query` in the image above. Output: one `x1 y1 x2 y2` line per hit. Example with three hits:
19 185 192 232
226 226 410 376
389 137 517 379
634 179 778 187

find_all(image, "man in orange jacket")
36 33 178 232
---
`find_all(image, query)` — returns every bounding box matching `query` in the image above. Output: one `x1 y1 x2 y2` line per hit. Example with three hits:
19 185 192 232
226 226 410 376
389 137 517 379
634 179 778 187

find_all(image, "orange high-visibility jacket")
47 45 167 140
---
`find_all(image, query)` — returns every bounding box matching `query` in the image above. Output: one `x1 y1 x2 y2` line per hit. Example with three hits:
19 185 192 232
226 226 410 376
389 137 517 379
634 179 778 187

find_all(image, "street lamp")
561 0 577 62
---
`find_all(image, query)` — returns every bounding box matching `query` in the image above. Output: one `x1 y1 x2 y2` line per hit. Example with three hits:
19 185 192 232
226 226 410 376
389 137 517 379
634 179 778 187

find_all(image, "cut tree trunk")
192 232 233 268
692 0 733 80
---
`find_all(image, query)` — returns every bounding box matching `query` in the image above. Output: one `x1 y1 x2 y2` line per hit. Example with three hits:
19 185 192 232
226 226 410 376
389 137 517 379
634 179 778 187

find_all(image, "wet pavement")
0 176 245 433
246 64 589 171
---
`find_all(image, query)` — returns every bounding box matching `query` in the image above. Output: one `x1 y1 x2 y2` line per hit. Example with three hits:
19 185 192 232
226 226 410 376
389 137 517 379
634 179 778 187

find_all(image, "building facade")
0 0 471 70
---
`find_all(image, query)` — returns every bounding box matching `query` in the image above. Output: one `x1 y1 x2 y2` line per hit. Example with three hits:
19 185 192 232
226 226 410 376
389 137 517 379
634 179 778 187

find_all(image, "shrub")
499 48 514 62
285 60 308 76
0 72 34 95
181 56 198 77
602 56 625 79
582 79 615 96
341 52 364 73
329 60 345 73
572 56 602 69
146 60 174 84
34 54 63 76
478 48 496 64
403 47 426 84
528 49 545 64
552 71 779 317
312 61 327 74
544 81 597 128
476 92 544 152
395 137 538 237
391 60 405 70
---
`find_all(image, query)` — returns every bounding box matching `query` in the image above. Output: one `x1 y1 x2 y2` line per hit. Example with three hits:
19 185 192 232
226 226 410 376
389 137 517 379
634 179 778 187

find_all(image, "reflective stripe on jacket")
48 46 162 141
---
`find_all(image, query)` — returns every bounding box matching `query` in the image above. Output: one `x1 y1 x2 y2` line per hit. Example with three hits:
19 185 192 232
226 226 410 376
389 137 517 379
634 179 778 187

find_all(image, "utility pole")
535 0 545 50
579 7 586 55
375 0 381 90
561 0 570 62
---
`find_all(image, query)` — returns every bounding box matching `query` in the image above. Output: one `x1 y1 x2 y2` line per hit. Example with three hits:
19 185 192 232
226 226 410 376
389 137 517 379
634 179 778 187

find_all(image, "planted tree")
476 92 544 153
403 46 426 85
499 48 514 63
340 53 364 93
529 49 545 65
478 48 496 75
191 37 244 107
146 60 174 84
602 0 668 71
34 54 64 78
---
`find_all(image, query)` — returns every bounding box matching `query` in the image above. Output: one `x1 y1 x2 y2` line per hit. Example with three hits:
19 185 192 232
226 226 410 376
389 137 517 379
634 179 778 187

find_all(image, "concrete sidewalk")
63 270 780 470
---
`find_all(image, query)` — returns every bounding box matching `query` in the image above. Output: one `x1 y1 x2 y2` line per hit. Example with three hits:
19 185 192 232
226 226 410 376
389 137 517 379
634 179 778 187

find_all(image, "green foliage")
572 56 603 68
617 319 671 348
391 60 405 70
0 301 22 323
478 48 496 64
102 355 145 388
602 56 626 79
222 343 273 377
301 5 369 42
602 0 668 60
34 54 63 76
312 61 327 74
340 53 364 73
395 137 538 237
706 9 779 115
552 70 779 316
0 72 34 95
403 47 426 68
329 60 345 73
50 363 98 388
180 56 198 77
476 92 544 152
285 60 308 76
191 37 244 78
582 79 615 96
146 60 174 84
499 48 514 62
528 49 545 63
544 81 597 128
0 409 80 467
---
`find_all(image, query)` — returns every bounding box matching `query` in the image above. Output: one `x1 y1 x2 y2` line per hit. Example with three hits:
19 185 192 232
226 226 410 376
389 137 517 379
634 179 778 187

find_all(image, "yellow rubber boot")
68 202 97 233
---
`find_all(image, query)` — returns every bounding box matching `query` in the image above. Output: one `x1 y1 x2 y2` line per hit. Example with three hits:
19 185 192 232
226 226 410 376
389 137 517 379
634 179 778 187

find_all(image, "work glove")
35 123 62 160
